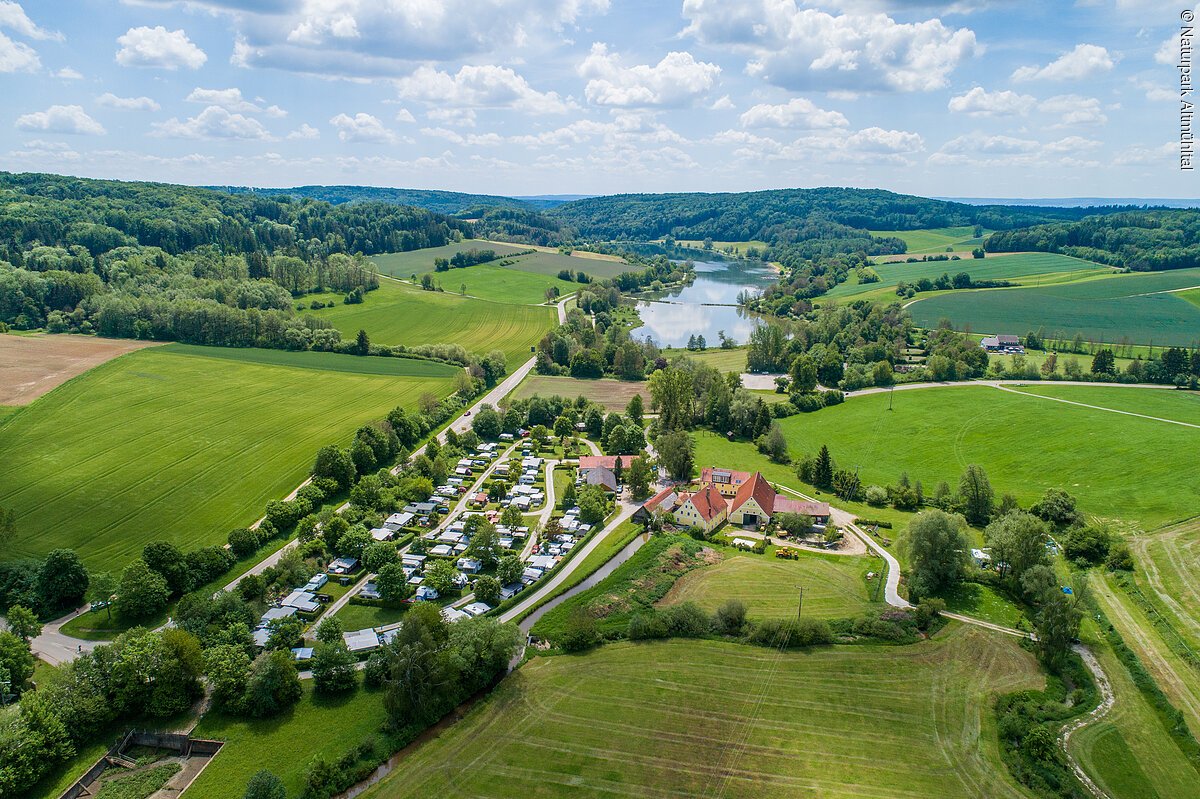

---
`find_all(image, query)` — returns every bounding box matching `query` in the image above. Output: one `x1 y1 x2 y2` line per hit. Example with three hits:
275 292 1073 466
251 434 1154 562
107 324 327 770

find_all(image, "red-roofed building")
632 486 681 526
700 466 753 497
675 484 728 534
727 472 831 529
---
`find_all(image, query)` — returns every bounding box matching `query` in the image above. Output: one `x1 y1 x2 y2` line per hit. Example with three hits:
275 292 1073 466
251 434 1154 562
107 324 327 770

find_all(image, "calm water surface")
630 259 777 348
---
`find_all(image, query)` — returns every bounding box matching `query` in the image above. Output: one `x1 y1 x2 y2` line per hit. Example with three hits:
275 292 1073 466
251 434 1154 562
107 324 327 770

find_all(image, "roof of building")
701 466 753 486
640 486 680 514
730 472 776 515
585 466 618 491
684 484 727 523
343 629 380 652
462 602 492 616
578 455 639 471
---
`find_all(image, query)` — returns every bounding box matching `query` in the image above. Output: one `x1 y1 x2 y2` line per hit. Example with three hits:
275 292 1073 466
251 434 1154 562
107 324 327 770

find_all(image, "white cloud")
330 112 397 143
97 94 162 112
0 2 60 40
947 86 1034 117
152 106 274 140
709 95 734 111
1156 34 1179 66
16 104 106 135
287 123 320 140
681 1 978 92
116 26 207 70
713 125 922 164
420 127 503 146
0 31 38 71
395 65 568 114
739 97 848 129
167 0 609 78
1011 44 1113 82
930 131 1101 167
55 66 82 80
1132 77 1175 102
511 114 688 149
394 108 418 124
1113 142 1175 166
578 43 720 107
426 107 473 127
97 93 161 111
1038 94 1107 127
186 87 286 117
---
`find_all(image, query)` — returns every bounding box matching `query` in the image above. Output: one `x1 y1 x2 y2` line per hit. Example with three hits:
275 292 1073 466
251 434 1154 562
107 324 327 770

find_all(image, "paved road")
30 605 99 666
846 378 1174 399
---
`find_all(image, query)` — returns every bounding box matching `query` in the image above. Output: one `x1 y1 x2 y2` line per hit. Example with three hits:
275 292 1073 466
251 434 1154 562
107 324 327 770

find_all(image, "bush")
746 617 833 648
864 485 888 506
660 602 712 637
714 598 747 635
557 606 600 651
628 612 670 640
1105 541 1134 571
228 527 261 558
791 394 824 413
820 389 845 406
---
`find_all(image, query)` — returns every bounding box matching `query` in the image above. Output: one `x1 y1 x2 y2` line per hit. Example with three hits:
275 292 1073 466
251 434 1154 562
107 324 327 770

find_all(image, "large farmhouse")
638 469 831 534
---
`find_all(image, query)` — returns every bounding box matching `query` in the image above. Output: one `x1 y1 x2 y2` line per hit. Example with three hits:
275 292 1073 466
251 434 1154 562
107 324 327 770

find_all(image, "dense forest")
0 172 478 358
985 210 1200 270
546 188 1130 242
211 184 560 214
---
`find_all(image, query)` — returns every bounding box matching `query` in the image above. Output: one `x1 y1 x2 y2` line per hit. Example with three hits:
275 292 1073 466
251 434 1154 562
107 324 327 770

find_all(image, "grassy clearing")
510 375 649 410
187 683 389 799
307 279 554 368
909 267 1200 347
937 582 1028 629
0 346 455 572
408 264 579 304
772 385 1200 528
868 226 985 254
1069 620 1200 799
361 627 1043 799
369 240 531 275
334 602 409 631
830 252 1111 301
658 550 875 620
157 343 458 377
1181 287 1200 308
372 241 630 282
667 345 749 373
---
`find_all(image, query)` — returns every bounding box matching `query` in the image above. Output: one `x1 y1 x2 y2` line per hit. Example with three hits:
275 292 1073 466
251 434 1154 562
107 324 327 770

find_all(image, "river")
629 259 777 348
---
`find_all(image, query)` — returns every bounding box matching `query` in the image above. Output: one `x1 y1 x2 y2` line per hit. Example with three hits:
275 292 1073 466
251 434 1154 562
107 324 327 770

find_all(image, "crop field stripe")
0 346 455 571
360 628 1043 799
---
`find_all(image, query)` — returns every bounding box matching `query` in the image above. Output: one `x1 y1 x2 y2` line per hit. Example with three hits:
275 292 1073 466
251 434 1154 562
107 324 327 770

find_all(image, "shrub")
747 617 833 648
714 598 747 635
660 602 711 637
228 527 261 558
557 606 600 651
864 485 888 506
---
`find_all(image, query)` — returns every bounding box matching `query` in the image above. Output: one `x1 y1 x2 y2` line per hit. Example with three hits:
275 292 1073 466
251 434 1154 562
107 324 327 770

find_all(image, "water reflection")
630 259 777 348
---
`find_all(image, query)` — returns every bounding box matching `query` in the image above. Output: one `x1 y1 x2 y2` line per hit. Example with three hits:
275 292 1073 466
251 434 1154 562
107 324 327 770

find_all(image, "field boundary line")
994 385 1200 429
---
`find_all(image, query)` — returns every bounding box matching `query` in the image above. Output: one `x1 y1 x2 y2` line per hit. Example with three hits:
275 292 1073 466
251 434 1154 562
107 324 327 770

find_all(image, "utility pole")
797 585 805 620
888 383 895 411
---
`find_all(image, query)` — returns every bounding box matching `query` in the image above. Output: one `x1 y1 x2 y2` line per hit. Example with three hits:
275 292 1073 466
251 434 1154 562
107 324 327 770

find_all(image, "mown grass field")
370 240 531 275
186 684 390 799
1182 287 1200 308
372 240 631 282
658 551 875 620
408 264 580 304
671 345 749 373
309 280 554 367
1012 384 1200 426
909 267 1200 346
1068 614 1200 799
361 627 1043 799
868 226 985 254
828 252 1112 301
770 385 1199 528
0 346 457 572
1128 518 1200 651
510 375 650 410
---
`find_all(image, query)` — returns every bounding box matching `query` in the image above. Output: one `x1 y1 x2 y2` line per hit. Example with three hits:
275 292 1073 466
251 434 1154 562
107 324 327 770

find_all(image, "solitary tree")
957 464 994 526
904 510 970 600
243 769 287 799
655 430 694 481
813 445 834 490
626 456 653 500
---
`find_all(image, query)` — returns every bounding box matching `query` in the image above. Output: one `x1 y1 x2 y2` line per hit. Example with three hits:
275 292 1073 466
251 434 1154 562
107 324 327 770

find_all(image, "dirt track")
0 334 159 406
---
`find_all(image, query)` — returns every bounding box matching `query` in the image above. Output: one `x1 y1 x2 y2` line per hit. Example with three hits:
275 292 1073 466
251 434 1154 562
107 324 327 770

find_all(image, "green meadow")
186 684 390 799
372 240 631 282
658 551 876 620
360 628 1043 799
828 252 1112 301
0 346 457 572
770 385 1198 528
909 268 1200 346
868 225 986 253
408 264 580 304
369 240 531 275
307 279 555 368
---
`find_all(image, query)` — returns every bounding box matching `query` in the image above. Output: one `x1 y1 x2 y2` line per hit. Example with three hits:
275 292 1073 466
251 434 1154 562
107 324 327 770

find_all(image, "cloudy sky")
0 0 1189 198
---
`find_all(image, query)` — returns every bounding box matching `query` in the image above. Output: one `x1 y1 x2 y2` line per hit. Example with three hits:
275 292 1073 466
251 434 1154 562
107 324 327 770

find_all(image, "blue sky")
0 0 1190 197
